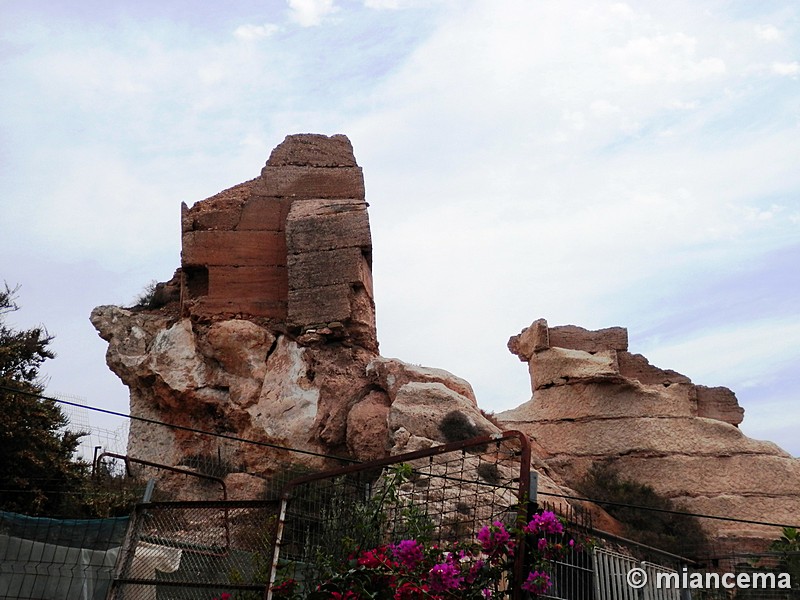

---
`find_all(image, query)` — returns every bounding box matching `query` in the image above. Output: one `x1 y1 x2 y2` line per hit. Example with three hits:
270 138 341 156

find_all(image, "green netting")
0 510 130 600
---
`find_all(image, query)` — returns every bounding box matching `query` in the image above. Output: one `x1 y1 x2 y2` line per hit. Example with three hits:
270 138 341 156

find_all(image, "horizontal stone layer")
190 298 287 318
530 347 620 390
182 230 287 267
617 351 691 385
207 265 288 300
236 196 291 231
615 454 800 498
696 385 744 426
506 417 788 458
288 283 353 325
498 381 697 422
286 199 371 253
256 166 364 199
548 324 628 352
288 247 369 289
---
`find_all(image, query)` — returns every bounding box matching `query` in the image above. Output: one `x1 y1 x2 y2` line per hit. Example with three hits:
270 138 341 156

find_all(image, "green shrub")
576 461 709 560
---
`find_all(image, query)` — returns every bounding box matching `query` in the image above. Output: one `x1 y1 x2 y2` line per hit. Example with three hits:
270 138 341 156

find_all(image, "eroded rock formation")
498 318 800 550
91 134 565 500
92 133 797 552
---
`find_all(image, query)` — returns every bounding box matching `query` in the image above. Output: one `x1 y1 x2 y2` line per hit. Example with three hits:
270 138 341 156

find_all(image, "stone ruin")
91 134 509 494
91 133 799 552
179 133 376 350
498 318 800 552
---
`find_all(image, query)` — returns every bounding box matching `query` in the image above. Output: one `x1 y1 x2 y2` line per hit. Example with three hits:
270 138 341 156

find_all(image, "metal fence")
107 500 279 600
267 430 532 599
0 510 129 600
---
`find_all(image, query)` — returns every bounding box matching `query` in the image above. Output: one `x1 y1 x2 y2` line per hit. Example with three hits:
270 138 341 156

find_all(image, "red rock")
266 133 358 167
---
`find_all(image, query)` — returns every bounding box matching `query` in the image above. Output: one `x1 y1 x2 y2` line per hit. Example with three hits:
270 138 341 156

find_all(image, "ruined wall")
179 134 375 349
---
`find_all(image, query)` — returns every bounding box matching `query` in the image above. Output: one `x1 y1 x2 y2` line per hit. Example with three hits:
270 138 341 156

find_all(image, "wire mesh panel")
0 510 129 600
109 501 279 600
268 431 531 599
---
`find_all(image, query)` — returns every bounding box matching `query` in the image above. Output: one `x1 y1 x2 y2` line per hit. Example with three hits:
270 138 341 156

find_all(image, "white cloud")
611 33 727 83
364 0 401 8
755 24 782 42
772 61 799 75
287 0 338 27
233 23 279 40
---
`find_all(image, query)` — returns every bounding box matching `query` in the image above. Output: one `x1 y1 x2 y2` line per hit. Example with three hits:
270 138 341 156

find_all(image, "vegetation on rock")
576 461 709 560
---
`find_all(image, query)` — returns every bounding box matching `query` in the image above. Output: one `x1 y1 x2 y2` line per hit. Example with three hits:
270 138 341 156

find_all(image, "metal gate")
107 500 278 600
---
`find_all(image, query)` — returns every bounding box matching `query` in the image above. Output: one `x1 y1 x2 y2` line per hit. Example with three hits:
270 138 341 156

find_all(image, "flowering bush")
269 510 582 599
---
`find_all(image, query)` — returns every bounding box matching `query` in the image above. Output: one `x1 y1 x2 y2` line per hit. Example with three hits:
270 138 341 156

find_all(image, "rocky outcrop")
93 134 570 505
92 134 797 553
499 318 800 550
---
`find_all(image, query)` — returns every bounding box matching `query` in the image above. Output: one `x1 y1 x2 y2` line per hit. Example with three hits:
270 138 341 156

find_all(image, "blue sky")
1 0 798 456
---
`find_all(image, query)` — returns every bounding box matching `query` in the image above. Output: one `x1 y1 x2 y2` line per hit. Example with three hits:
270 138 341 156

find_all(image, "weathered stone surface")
366 357 477 404
617 351 691 385
511 416 786 459
696 385 745 426
181 180 257 233
236 195 291 231
288 247 367 289
530 347 620 390
288 284 354 326
507 318 548 362
387 382 498 447
182 231 287 267
499 381 696 423
548 324 628 353
286 199 372 253
207 266 288 302
201 320 274 380
614 454 800 498
249 337 320 444
346 390 391 461
256 166 365 199
266 133 358 167
499 317 800 547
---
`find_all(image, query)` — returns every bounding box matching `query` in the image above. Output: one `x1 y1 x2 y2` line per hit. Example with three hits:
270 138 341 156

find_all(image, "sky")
1 0 798 457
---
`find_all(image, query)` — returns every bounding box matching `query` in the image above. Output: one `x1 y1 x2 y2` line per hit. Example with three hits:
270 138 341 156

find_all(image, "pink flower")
428 562 464 592
521 570 553 595
476 521 513 555
392 539 425 568
524 511 564 536
537 538 548 551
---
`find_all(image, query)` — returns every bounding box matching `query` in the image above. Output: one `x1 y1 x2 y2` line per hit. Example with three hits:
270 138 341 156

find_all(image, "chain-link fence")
107 500 279 600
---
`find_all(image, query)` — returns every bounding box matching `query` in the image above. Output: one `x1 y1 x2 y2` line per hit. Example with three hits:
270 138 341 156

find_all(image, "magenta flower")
428 562 464 592
477 521 513 554
521 570 553 595
392 539 424 568
524 511 564 536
